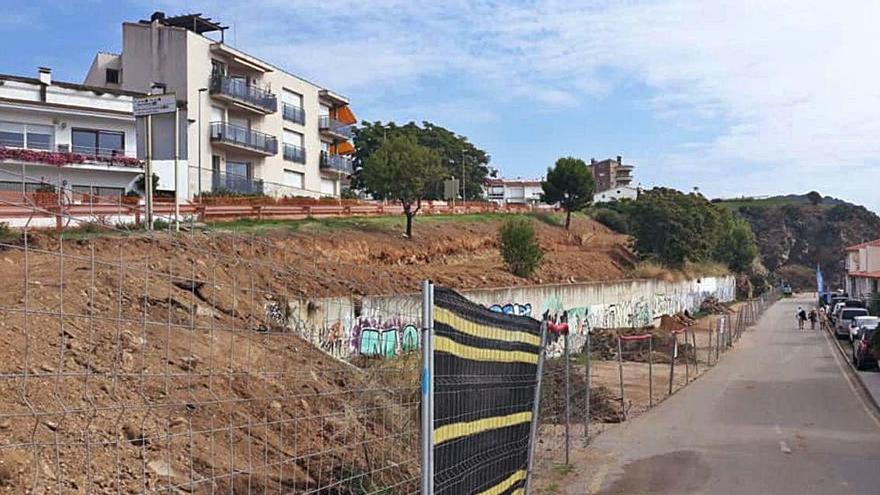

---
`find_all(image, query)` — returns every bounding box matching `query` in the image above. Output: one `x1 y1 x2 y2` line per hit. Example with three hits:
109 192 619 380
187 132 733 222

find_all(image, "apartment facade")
844 239 880 299
593 185 639 204
483 178 543 205
587 156 634 192
85 12 356 199
0 68 144 198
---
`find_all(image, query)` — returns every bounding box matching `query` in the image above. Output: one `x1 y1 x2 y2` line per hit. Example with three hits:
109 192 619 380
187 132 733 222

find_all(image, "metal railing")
210 74 278 113
283 143 306 164
210 169 265 195
318 116 353 139
0 143 142 168
282 103 306 125
320 151 354 174
209 122 278 155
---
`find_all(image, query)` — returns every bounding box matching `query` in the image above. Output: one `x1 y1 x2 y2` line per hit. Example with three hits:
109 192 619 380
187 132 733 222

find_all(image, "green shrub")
0 222 12 241
499 217 544 278
592 208 629 233
153 218 171 231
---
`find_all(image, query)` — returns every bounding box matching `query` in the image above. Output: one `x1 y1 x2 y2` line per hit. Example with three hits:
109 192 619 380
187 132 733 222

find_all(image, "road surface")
576 295 880 494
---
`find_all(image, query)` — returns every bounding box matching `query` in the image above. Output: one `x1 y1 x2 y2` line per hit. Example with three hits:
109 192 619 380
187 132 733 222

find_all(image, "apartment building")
0 67 144 198
85 12 356 199
483 178 543 205
844 239 880 299
587 156 634 192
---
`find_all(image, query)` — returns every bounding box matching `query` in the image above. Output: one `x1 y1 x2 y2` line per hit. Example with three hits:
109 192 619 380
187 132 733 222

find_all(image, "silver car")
848 315 880 343
836 308 869 339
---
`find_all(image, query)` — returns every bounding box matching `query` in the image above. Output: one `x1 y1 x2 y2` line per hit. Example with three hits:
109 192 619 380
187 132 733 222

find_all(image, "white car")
849 315 880 343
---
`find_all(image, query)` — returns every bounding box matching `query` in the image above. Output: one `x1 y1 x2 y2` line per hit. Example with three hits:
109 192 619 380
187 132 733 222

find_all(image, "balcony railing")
282 103 306 125
283 143 306 164
318 116 353 140
0 143 142 168
210 74 278 114
209 122 278 155
320 151 354 175
211 170 264 195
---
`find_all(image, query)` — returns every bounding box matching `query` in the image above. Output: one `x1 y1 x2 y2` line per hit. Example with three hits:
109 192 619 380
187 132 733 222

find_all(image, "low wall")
283 275 736 360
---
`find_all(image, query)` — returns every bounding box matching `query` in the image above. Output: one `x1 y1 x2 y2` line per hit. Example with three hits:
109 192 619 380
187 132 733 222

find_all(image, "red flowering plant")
0 147 142 168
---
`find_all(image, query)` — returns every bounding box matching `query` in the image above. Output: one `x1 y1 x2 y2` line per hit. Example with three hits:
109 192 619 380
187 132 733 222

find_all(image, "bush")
0 222 11 240
592 208 629 233
499 217 544 278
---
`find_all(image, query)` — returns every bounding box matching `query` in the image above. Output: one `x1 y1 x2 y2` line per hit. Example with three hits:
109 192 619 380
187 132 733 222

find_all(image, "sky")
2 0 879 209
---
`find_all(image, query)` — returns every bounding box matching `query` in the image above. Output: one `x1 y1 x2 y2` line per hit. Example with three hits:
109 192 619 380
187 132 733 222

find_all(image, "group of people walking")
796 306 825 330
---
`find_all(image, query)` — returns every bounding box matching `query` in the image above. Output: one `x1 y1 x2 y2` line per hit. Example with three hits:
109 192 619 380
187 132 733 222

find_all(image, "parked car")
853 326 878 370
848 315 880 343
835 308 869 339
782 282 793 296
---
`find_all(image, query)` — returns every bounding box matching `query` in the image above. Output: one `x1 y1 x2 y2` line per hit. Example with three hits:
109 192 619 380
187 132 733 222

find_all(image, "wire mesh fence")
0 224 422 494
531 289 781 474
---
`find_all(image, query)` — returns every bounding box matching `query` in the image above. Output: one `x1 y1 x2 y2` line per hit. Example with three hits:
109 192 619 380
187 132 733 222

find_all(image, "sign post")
133 93 177 231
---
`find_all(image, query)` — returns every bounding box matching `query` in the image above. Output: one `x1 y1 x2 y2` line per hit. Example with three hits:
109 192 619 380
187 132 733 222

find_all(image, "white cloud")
161 0 880 208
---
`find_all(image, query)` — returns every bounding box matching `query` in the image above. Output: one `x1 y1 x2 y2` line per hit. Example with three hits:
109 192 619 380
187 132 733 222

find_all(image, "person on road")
796 307 807 330
808 308 818 330
818 306 828 329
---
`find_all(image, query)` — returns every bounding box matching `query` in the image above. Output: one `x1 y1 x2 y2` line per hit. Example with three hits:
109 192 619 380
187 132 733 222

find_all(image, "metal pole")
198 90 203 202
668 334 676 395
174 106 180 232
648 336 654 408
584 328 591 444
145 114 153 230
684 330 690 383
461 149 466 202
420 280 434 495
691 328 699 375
564 332 571 465
707 320 713 366
617 334 625 421
524 321 548 495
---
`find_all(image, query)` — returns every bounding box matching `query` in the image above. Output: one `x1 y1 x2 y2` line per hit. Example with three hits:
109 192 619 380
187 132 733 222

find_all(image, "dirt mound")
700 296 732 315
581 326 695 364
540 360 621 423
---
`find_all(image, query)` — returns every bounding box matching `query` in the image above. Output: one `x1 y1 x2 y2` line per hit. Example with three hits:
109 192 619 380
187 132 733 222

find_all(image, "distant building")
593 185 639 204
85 11 356 199
483 178 543 205
0 67 144 198
587 155 634 192
844 239 880 298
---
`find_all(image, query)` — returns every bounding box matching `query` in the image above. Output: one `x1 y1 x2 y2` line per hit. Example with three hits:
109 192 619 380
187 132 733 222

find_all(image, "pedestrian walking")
796 306 807 330
808 308 817 330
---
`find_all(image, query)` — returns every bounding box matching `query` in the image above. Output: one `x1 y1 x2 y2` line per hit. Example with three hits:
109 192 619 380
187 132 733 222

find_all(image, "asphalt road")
580 295 880 495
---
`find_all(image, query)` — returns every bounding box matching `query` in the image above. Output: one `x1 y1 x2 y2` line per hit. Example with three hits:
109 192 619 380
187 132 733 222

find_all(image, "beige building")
85 12 356 199
845 239 880 298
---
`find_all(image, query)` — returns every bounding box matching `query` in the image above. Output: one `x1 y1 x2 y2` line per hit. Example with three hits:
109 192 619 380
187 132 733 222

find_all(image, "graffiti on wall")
488 303 533 317
352 318 420 358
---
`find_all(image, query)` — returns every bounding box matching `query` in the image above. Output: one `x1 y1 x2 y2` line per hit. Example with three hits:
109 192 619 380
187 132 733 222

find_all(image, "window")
226 161 250 179
0 121 53 150
71 128 124 156
105 68 120 84
320 178 336 196
283 130 304 147
282 89 305 124
284 169 304 189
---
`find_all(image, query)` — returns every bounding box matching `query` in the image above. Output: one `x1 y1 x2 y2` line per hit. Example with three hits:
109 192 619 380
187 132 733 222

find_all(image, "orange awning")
332 141 355 155
335 105 357 125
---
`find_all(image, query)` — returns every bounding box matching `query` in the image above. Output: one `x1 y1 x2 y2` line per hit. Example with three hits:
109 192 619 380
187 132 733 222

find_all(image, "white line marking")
779 440 792 454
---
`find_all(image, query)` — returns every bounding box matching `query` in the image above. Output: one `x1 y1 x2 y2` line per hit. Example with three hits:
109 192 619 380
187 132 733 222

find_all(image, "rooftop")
845 239 880 252
0 73 145 98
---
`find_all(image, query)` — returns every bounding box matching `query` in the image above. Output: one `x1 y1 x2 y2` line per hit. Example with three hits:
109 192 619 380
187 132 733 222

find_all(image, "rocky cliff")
732 201 880 289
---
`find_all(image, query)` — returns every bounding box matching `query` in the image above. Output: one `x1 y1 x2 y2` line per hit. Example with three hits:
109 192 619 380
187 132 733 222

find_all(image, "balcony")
0 144 142 169
283 143 306 164
210 74 278 114
318 116 353 141
209 122 278 156
282 103 306 125
211 170 264 195
320 151 354 175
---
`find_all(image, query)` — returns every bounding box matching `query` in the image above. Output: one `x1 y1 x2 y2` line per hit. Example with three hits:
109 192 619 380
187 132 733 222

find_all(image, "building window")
284 169 304 189
320 178 336 196
71 128 124 156
0 121 54 150
105 68 120 84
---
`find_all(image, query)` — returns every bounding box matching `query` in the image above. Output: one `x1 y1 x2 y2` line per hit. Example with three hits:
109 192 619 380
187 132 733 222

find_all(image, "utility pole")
461 149 466 201
173 104 180 232
197 87 207 202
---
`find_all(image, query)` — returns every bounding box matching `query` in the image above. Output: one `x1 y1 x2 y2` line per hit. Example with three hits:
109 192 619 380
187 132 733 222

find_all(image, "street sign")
133 93 177 117
443 178 459 201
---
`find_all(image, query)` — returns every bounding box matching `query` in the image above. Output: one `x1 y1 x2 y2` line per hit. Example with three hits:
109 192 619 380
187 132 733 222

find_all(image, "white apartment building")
593 185 639 204
844 239 880 299
85 12 356 199
483 178 543 205
0 67 144 198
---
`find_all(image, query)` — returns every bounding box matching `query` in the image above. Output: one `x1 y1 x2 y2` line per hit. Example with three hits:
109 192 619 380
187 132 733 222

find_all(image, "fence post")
707 320 713 366
648 335 654 408
617 334 625 421
564 332 571 465
668 333 677 395
691 328 699 375
584 327 591 445
525 322 548 495
684 331 690 383
420 280 434 495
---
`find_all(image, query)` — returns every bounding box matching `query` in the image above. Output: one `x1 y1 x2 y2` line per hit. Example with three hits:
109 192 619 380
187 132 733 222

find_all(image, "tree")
541 157 595 230
353 121 491 200
359 135 443 237
499 217 544 277
806 190 823 206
